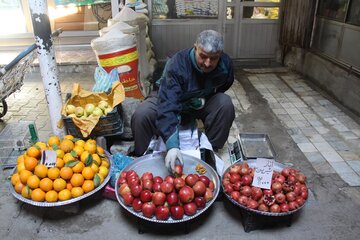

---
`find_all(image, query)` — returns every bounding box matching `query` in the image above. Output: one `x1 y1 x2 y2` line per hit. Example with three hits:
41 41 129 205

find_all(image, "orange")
71 187 84 198
48 135 61 147
58 189 71 201
34 164 48 179
80 151 91 163
17 155 25 164
101 159 110 168
95 173 104 185
64 134 74 141
70 173 84 187
84 141 96 154
35 141 47 151
39 178 53 192
59 139 74 153
98 166 109 177
56 158 65 168
86 139 96 144
11 173 20 186
45 190 58 202
60 167 73 180
72 161 85 173
82 167 95 180
92 154 101 166
53 178 66 192
97 146 105 154
82 180 94 193
90 163 99 173
66 182 73 191
19 170 32 185
47 167 60 180
24 156 38 171
55 149 65 159
14 181 25 194
63 153 75 163
73 145 84 157
27 175 40 189
75 139 85 148
31 188 45 202
17 162 26 173
27 146 41 159
21 186 32 199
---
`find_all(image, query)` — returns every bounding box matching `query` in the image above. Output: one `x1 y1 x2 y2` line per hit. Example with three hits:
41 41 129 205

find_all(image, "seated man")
131 30 235 173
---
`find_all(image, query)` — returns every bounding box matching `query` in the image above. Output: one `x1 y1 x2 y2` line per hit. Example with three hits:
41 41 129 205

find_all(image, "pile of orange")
10 135 110 203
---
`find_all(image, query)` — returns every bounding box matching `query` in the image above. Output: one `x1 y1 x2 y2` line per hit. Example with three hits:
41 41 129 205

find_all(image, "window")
347 0 360 25
318 0 349 21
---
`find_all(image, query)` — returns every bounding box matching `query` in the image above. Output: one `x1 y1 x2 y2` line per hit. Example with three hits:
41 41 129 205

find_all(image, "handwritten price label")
251 158 274 189
40 150 57 168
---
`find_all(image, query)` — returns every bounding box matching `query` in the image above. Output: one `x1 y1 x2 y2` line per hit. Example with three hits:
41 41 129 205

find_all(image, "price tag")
251 158 274 189
40 150 57 168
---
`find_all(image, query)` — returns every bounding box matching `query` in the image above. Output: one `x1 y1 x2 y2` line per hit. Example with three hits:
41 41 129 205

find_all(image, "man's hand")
165 148 184 174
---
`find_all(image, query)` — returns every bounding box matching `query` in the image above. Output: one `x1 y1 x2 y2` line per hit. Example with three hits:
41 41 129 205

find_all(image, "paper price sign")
251 158 274 189
40 150 57 168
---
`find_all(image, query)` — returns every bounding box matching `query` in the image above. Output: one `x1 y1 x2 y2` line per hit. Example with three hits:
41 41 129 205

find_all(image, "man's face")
194 45 221 73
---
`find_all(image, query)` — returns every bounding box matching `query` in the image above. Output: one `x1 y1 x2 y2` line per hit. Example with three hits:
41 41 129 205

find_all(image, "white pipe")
29 0 64 137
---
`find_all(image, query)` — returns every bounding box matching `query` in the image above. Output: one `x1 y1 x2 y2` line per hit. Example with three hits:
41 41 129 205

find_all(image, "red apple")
126 170 138 181
132 198 143 212
194 197 206 209
142 179 153 191
208 181 215 191
170 205 184 220
192 181 206 197
204 188 213 202
179 186 194 203
153 182 162 192
141 172 153 181
175 164 183 177
153 176 163 184
140 190 152 202
120 171 127 179
122 192 134 206
118 183 131 197
198 175 210 187
142 202 156 218
130 184 142 198
174 177 186 191
117 177 127 186
164 175 175 185
155 206 170 220
166 192 179 206
152 192 166 206
160 181 174 194
185 174 199 187
183 202 197 216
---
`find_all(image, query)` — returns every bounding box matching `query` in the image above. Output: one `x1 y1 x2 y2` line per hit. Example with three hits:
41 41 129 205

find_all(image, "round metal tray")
222 160 307 217
9 157 112 207
115 153 220 224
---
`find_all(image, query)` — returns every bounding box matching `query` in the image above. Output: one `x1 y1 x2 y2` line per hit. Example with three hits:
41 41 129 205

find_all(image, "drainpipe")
28 0 64 137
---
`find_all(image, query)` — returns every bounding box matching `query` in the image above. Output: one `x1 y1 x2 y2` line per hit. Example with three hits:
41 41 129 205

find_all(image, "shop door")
223 0 281 59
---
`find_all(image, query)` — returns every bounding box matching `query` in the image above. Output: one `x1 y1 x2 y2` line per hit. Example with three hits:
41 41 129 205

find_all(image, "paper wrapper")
61 81 125 138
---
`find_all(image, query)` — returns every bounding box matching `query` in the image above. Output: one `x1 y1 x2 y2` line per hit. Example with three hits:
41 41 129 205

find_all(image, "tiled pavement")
247 72 360 186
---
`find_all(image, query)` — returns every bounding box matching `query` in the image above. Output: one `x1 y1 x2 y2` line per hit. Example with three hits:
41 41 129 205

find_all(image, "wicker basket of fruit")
115 153 220 223
222 160 308 216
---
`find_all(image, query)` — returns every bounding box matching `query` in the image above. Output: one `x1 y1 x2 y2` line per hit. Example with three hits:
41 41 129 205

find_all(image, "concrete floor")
0 68 360 239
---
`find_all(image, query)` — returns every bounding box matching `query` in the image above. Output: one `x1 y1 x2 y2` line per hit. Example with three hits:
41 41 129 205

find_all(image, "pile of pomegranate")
117 166 216 221
222 162 308 213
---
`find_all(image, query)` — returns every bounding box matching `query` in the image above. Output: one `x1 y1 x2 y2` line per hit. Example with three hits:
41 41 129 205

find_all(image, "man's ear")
194 44 197 52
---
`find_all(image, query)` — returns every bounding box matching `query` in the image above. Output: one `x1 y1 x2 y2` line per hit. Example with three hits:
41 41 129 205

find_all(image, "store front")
0 0 282 60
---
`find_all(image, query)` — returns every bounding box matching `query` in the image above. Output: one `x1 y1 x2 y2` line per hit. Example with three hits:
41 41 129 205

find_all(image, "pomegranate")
280 203 289 212
286 192 296 202
229 164 241 174
287 175 296 185
230 173 241 184
300 184 308 193
238 195 249 206
170 205 184 220
251 187 263 201
281 168 291 177
247 199 258 209
192 181 206 197
183 202 197 216
296 173 306 183
224 183 234 194
274 175 285 184
179 186 194 203
223 172 231 181
230 191 240 201
239 164 250 175
258 203 269 212
155 206 170 220
240 186 252 197
142 202 156 218
293 185 301 196
270 203 281 213
295 196 305 206
152 192 166 206
300 190 308 200
241 175 252 186
271 182 282 193
263 194 275 206
288 201 298 211
262 189 273 195
233 181 241 191
282 182 294 193
275 192 286 204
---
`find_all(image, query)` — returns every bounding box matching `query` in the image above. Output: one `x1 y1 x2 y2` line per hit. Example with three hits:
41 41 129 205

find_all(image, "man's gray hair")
195 30 224 53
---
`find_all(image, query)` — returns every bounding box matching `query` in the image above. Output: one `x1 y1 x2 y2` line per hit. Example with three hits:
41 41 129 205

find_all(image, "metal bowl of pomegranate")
222 160 308 216
115 153 220 223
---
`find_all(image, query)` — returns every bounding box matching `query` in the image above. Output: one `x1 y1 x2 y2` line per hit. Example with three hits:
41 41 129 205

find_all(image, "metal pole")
28 0 64 137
